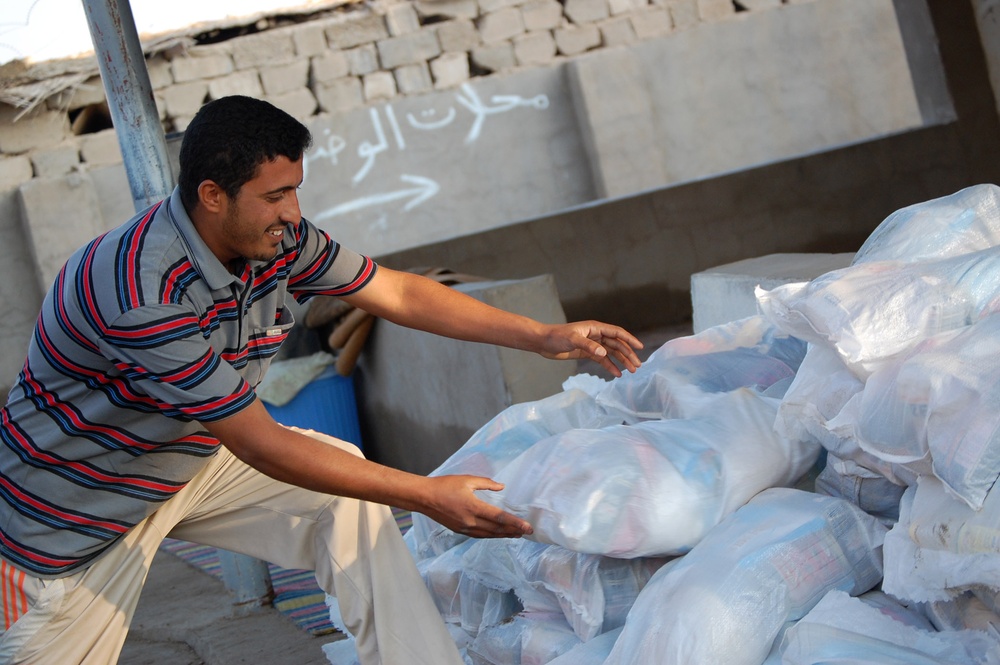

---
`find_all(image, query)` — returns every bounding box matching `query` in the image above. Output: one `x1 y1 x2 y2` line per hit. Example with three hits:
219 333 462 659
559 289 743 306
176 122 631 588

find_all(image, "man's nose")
282 192 302 224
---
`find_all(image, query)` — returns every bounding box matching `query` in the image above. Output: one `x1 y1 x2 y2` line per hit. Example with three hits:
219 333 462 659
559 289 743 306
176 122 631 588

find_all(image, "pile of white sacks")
325 184 1000 664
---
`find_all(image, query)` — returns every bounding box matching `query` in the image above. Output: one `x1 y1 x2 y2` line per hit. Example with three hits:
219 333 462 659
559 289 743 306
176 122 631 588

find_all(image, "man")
0 95 642 664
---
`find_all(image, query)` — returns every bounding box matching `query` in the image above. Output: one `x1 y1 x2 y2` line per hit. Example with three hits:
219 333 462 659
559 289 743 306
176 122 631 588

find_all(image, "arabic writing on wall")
304 83 550 222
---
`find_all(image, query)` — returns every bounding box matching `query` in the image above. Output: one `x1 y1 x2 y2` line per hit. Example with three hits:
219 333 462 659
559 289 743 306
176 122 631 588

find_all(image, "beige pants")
0 429 463 665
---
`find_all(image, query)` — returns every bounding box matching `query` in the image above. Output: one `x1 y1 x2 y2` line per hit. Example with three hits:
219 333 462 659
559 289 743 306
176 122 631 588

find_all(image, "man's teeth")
268 229 283 236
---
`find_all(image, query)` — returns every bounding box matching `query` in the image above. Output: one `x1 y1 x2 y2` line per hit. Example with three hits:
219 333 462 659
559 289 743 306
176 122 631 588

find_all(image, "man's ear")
197 180 227 214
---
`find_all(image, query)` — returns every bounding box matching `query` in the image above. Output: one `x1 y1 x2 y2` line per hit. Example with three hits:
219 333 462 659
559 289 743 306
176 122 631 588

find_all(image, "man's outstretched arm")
204 399 533 539
340 266 644 377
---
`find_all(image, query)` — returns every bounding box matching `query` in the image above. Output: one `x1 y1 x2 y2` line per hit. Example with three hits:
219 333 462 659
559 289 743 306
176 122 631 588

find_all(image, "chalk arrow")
314 175 439 221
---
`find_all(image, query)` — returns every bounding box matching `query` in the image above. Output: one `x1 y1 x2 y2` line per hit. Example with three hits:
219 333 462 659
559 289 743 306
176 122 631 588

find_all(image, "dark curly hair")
178 96 313 211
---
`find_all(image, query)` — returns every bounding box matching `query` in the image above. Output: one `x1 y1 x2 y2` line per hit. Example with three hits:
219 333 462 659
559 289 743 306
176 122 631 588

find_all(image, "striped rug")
160 507 413 636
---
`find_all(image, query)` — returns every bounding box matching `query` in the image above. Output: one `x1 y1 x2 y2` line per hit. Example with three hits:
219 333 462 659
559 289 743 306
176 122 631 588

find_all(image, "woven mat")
160 507 413 637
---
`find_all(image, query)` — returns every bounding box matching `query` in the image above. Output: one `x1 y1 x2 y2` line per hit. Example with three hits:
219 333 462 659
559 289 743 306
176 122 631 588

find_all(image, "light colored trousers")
0 429 464 665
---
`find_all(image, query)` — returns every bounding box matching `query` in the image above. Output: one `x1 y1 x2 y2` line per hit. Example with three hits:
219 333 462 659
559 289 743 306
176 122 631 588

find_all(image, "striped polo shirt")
0 188 376 577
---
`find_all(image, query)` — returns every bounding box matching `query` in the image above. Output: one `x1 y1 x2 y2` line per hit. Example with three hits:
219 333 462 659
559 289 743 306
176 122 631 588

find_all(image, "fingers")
454 506 533 539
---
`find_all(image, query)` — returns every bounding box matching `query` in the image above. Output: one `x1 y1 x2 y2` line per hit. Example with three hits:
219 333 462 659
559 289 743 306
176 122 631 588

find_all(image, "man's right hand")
416 475 533 539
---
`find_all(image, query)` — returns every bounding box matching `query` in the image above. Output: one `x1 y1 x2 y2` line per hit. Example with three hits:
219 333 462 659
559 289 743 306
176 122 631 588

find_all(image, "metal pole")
81 0 274 607
80 0 173 211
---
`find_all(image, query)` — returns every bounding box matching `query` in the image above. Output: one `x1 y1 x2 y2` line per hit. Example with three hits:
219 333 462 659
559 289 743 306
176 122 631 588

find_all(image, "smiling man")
0 95 643 665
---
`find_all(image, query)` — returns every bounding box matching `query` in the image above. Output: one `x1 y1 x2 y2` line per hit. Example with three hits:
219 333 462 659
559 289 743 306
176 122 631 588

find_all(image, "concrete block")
145 57 174 90
88 163 135 233
385 2 422 36
314 77 364 113
631 8 673 39
363 71 398 101
521 0 565 31
293 22 329 57
30 143 80 178
479 0 525 12
741 0 782 9
312 51 351 85
171 51 234 83
394 62 434 94
666 0 699 29
471 42 517 71
599 15 638 46
266 88 319 121
478 7 526 43
18 172 108 293
436 18 482 52
171 115 196 132
45 77 106 112
0 105 72 154
554 24 601 55
345 44 381 76
698 0 735 21
414 0 479 20
513 31 558 66
610 0 648 14
0 189 44 393
564 0 610 24
326 11 389 49
354 274 574 474
377 29 442 68
160 81 209 118
0 155 33 192
79 128 122 167
260 60 310 96
230 30 297 69
207 70 264 100
431 52 471 88
689 252 854 333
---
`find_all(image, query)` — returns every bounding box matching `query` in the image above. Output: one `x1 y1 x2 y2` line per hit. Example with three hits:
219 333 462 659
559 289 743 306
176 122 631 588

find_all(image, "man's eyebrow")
263 183 301 196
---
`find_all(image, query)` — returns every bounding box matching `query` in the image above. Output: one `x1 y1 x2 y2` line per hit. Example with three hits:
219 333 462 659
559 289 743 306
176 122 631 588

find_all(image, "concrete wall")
376 0 1000 335
0 0 997 397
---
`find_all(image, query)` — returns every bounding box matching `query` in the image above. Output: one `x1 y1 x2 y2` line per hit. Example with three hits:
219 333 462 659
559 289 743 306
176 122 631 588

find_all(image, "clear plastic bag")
854 183 1000 265
777 590 1000 665
594 316 806 423
604 488 887 665
483 389 819 558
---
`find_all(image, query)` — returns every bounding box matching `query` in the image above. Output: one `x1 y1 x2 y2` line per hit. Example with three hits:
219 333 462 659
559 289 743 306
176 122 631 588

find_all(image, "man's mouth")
267 228 284 238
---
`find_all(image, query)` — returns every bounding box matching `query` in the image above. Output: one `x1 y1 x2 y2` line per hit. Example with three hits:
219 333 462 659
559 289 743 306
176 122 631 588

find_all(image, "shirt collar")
163 187 245 290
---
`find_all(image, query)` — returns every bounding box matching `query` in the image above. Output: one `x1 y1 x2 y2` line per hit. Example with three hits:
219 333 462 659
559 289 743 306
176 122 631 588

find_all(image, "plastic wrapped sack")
604 488 887 665
777 590 1000 665
405 387 622 561
756 246 1000 377
883 476 1000 604
594 316 806 423
460 538 668 641
926 588 1000 634
483 389 819 557
849 313 1000 510
853 183 1000 265
467 613 581 665
545 626 622 665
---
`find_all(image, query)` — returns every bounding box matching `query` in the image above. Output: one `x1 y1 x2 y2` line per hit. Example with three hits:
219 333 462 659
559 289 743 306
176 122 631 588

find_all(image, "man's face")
215 155 304 265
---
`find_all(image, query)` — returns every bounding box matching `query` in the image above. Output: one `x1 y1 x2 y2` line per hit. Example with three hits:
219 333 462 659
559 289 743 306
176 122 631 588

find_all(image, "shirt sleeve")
96 304 255 423
284 218 378 303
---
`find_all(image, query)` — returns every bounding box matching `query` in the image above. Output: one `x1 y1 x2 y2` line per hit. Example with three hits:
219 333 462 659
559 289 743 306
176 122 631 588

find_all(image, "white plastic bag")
484 389 819 558
594 316 806 422
851 314 1000 510
777 590 1000 665
854 183 1000 265
604 488 887 665
460 538 668 641
405 388 621 561
883 477 1000 603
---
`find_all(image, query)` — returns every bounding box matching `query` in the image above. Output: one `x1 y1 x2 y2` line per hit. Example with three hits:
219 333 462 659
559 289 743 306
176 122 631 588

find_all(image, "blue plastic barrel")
263 367 364 451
